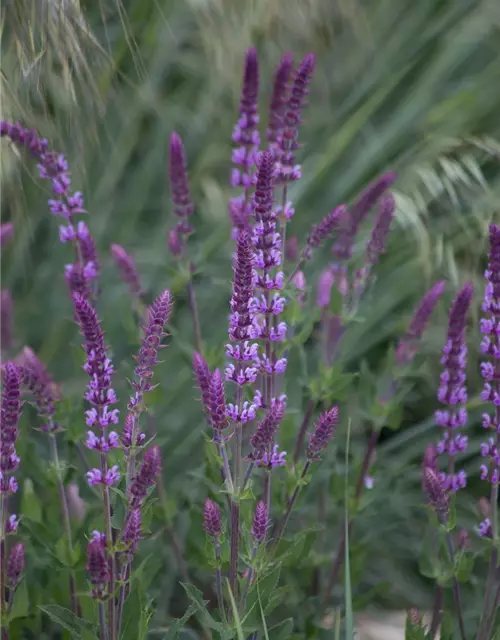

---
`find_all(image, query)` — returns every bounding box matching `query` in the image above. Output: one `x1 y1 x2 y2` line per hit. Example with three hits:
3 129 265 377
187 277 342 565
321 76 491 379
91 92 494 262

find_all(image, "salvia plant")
0 47 498 640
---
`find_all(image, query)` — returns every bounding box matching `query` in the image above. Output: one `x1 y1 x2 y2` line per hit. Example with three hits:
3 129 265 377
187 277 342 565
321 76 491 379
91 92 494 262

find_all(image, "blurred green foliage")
1 0 500 636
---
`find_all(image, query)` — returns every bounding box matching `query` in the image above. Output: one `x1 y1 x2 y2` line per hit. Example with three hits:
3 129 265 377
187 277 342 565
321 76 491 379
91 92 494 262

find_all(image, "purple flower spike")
229 230 254 341
209 369 229 437
316 268 335 309
135 289 173 386
72 293 118 430
0 223 13 247
111 244 143 299
6 542 24 586
422 466 449 522
434 282 473 493
333 172 397 261
169 133 194 224
366 194 395 266
167 229 183 257
267 52 294 149
229 48 260 234
251 500 269 543
193 352 212 424
479 224 500 488
249 398 286 458
1 290 13 351
168 132 194 251
86 537 110 590
123 509 142 551
396 280 446 366
304 205 348 260
129 445 161 507
1 362 22 454
307 406 338 460
16 347 60 427
278 53 316 183
203 498 222 537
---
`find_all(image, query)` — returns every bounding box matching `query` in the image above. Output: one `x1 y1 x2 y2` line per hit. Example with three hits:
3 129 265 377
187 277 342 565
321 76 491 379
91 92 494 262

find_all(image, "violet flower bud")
122 509 142 551
111 244 143 298
1 223 13 247
6 542 24 586
121 412 145 449
251 500 269 543
86 537 110 587
396 280 446 366
167 228 183 257
316 268 335 309
129 445 161 507
307 406 338 460
1 290 13 351
1 361 22 455
422 466 449 521
203 498 222 537
134 289 173 387
285 235 299 262
365 194 395 266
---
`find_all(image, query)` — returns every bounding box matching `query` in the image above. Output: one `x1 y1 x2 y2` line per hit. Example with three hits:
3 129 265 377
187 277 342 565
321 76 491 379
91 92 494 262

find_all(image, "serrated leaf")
163 603 198 639
180 583 226 632
38 605 96 638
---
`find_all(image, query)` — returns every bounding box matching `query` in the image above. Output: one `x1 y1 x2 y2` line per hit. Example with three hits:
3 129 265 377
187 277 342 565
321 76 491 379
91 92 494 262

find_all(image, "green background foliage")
1 0 500 636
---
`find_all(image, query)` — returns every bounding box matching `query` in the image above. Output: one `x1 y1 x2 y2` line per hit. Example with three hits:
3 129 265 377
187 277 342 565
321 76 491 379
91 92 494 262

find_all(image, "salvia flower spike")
0 121 98 295
333 172 397 261
396 280 446 366
203 498 222 538
111 244 144 299
479 224 500 538
0 223 13 247
267 52 294 154
307 406 339 460
0 362 23 614
434 282 473 493
168 132 194 254
229 48 260 235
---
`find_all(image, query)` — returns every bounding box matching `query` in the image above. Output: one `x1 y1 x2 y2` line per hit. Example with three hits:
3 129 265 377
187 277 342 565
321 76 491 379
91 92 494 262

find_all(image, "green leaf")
21 478 42 523
120 580 153 640
8 579 29 621
439 611 454 640
404 615 427 640
163 603 198 639
55 534 81 567
455 550 475 583
267 618 294 640
180 583 226 632
38 605 96 639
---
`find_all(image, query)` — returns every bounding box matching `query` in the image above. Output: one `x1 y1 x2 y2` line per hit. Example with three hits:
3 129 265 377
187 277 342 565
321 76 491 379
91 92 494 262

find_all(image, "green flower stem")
272 461 310 550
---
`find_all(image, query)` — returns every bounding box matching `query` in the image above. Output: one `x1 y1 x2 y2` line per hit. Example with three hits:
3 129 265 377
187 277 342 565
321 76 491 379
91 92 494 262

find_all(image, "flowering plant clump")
0 46 498 640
